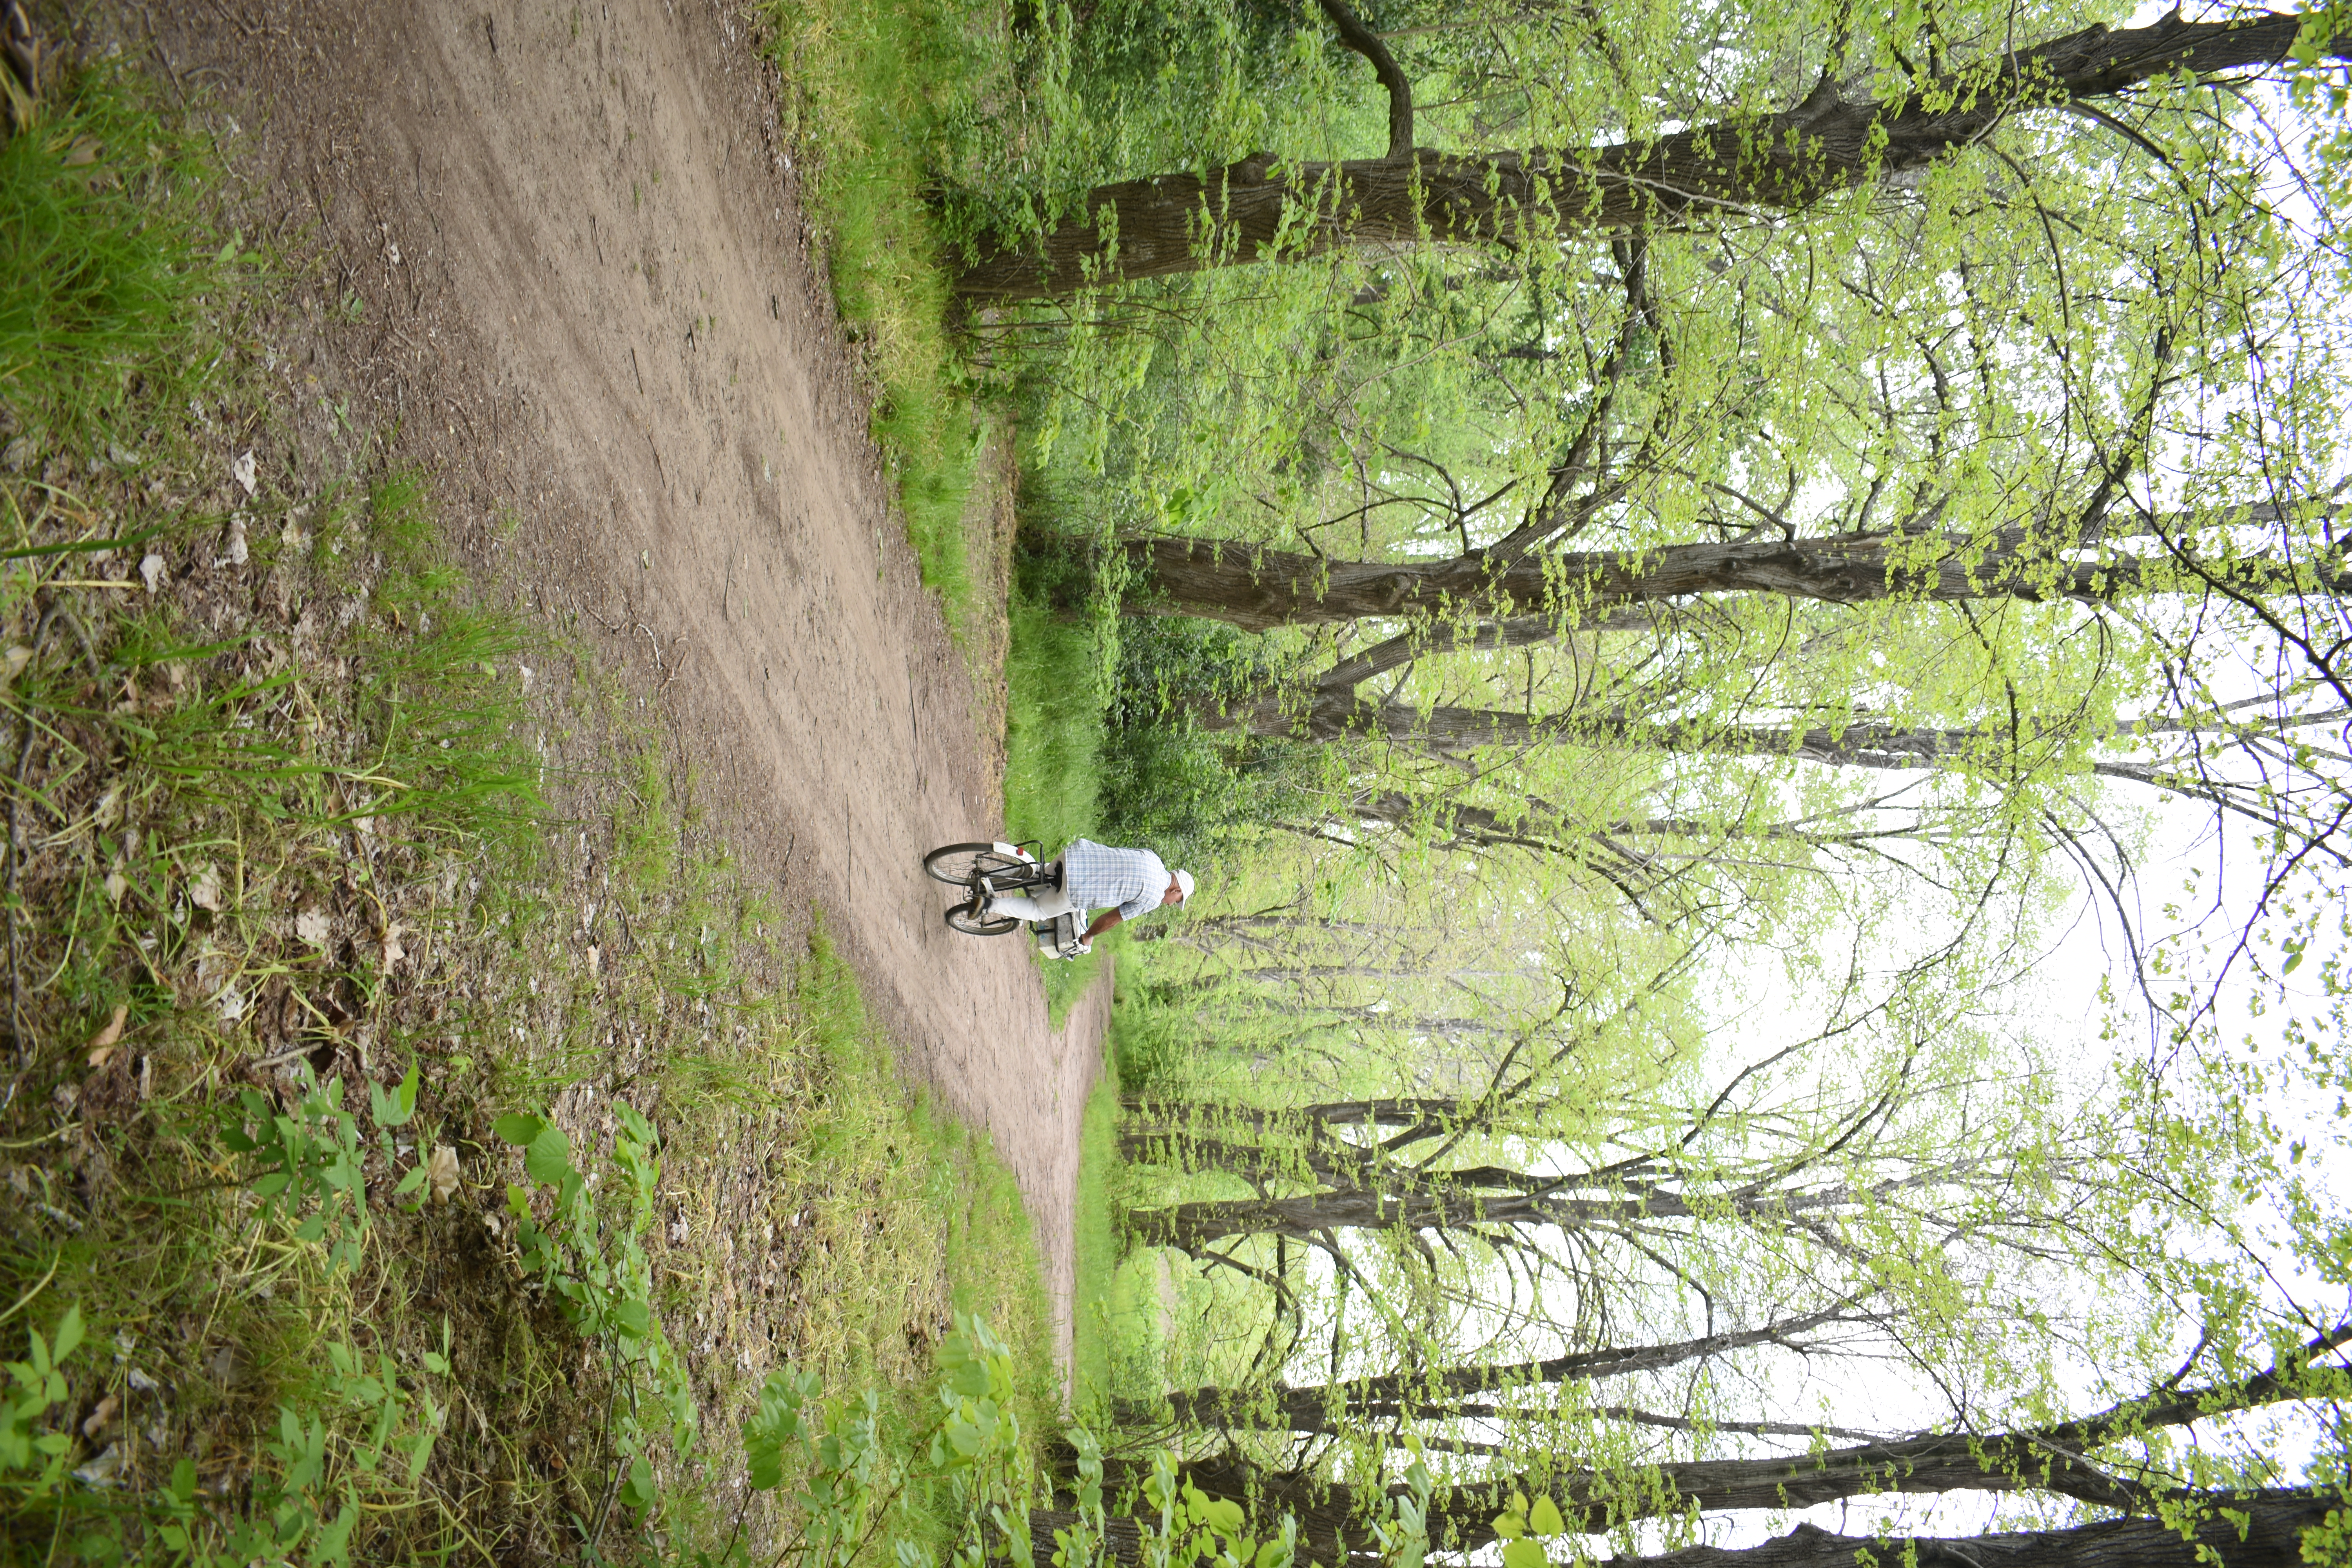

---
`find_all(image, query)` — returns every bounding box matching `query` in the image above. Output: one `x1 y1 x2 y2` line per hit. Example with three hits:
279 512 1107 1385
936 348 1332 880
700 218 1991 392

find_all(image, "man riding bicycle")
980 838 1194 954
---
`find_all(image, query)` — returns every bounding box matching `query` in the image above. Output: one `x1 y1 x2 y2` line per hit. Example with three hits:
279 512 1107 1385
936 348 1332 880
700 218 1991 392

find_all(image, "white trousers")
988 886 1078 922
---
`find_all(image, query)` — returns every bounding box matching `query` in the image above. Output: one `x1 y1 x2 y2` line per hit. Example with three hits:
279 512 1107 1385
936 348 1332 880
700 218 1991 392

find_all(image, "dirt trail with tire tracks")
147 0 1102 1378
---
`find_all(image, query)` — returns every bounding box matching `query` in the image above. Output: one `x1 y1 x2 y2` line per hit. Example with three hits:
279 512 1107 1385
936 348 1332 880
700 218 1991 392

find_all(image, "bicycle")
923 841 1089 956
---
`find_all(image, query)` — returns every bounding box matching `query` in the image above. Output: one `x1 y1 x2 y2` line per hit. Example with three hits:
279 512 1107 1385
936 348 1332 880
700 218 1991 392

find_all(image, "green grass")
1067 1068 1125 1420
1005 584 1118 1023
793 926 1056 1406
1004 596 1105 851
0 58 232 458
763 0 994 629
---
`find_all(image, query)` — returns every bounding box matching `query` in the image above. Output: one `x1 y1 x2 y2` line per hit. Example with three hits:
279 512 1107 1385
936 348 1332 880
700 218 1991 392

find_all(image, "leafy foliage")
494 1099 699 1499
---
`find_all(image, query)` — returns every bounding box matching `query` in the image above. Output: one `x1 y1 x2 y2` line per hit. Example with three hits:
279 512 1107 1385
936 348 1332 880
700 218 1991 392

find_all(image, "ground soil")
131 0 1103 1377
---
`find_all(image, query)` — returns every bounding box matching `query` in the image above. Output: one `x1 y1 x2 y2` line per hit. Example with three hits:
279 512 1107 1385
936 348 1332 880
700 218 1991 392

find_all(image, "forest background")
770 0 2352 1563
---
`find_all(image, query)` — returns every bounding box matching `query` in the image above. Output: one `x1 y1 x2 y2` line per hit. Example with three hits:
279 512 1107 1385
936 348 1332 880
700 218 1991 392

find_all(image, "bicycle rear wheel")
945 901 1022 936
924 842 1030 886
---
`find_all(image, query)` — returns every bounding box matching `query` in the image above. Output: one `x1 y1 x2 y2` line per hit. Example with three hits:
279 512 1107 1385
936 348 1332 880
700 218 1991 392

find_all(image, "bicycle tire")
924 842 1033 887
945 901 1022 937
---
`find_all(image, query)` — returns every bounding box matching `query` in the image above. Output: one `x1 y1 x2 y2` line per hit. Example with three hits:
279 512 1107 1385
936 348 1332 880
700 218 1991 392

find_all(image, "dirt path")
144 0 1102 1377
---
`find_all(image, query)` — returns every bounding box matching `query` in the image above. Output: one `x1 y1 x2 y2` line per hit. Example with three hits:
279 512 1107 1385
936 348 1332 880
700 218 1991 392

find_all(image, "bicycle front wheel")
924 842 1030 886
945 901 1022 937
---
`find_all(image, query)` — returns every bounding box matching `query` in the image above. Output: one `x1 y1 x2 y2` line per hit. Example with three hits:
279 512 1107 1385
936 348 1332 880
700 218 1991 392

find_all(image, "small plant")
494 1100 698 1521
721 1316 1036 1568
220 1061 424 1272
0 1305 82 1501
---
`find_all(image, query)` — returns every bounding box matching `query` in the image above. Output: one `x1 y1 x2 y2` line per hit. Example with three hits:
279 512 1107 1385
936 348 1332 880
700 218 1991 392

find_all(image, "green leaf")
47 1306 81 1366
1503 1538 1548 1568
492 1112 545 1146
524 1125 572 1185
620 1454 655 1508
1492 1514 1526 1542
1528 1497 1566 1537
371 1062 421 1128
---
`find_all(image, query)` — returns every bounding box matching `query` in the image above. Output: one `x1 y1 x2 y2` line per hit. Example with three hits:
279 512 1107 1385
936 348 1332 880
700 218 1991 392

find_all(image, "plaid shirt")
1060 839 1173 922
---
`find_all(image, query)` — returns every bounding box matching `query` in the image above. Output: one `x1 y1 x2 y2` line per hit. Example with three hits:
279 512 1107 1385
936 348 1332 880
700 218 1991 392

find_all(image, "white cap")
1173 869 1195 901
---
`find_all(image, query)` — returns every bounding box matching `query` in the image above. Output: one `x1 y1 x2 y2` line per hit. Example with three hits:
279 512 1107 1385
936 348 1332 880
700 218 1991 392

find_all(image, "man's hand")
1056 935 1094 960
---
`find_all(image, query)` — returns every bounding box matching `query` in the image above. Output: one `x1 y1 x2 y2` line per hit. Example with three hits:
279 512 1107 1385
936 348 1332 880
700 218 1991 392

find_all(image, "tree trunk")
1141 1305 1868 1432
1214 693 2002 761
1108 1330 2352 1546
1604 1503 2335 1568
961 14 2340 301
1128 1164 1873 1251
1094 526 2350 637
1027 1498 2334 1568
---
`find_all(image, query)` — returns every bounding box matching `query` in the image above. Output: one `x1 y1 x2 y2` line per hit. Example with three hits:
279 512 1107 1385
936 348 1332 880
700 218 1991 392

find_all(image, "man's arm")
1083 909 1124 942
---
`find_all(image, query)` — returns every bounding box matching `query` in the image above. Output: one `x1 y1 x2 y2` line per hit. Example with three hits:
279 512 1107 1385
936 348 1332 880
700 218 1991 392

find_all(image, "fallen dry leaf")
81 1393 118 1439
73 1443 121 1488
84 1002 128 1067
381 921 406 970
186 862 222 913
294 908 331 949
425 1145 460 1203
230 449 256 496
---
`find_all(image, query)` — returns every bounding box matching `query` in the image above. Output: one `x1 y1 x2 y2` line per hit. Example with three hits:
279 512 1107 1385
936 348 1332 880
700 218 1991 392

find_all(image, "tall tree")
959 11 2350 301
1084 510 2351 636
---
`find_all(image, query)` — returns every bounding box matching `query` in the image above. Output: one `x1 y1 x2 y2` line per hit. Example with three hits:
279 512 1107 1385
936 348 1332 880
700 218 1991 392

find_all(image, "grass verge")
762 0 995 632
1004 572 1116 1024
1002 596 1103 853
1066 1067 1123 1421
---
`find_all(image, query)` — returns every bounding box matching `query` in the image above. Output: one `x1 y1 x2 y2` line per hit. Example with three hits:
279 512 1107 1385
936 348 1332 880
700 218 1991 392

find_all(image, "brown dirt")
133 0 1104 1377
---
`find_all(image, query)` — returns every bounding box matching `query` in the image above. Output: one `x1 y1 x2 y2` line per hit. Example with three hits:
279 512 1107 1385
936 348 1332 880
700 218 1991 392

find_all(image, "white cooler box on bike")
1035 911 1087 960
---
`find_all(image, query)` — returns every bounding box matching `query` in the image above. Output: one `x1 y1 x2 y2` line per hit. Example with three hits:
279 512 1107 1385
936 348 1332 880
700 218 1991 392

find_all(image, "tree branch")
1316 0 1415 160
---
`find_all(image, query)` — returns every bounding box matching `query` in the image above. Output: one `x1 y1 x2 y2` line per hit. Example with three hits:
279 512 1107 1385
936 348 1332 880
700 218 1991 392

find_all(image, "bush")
1098 617 1316 868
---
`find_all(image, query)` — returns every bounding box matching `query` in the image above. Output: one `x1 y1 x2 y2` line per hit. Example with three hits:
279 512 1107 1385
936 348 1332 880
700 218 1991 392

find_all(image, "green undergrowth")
1065 1070 1123 1422
791 927 1057 1412
762 0 996 631
1003 595 1103 854
1004 554 1113 1024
